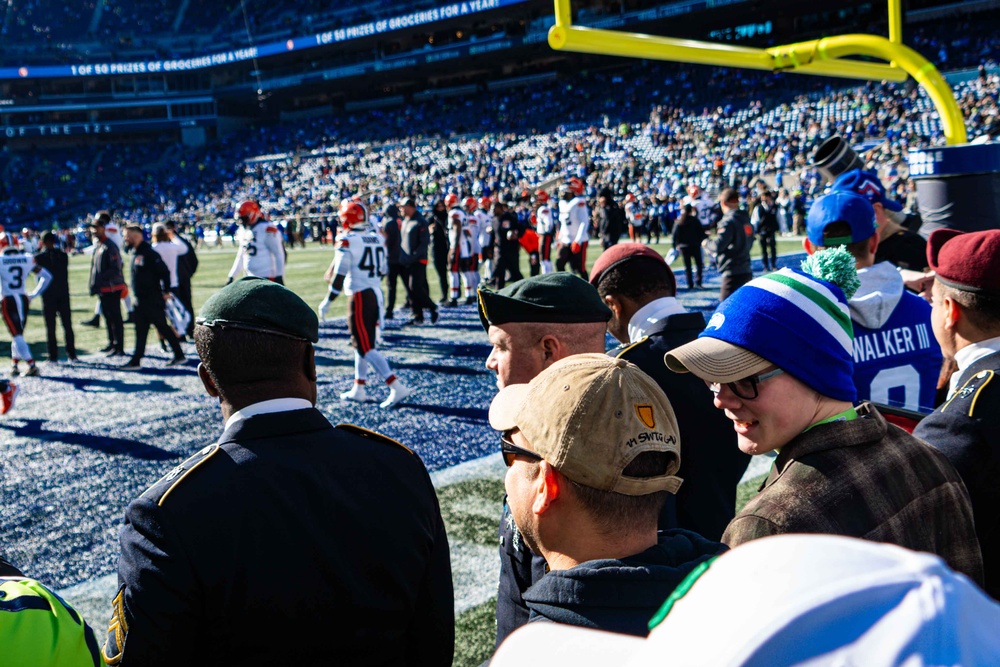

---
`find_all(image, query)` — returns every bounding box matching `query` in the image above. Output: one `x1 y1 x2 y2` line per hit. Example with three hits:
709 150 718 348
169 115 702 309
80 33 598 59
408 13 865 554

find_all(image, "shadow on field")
41 375 180 394
0 419 180 461
402 403 488 422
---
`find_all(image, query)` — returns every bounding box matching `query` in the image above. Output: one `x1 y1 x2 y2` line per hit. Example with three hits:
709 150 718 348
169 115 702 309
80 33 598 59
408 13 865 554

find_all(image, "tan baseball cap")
664 337 771 384
489 353 682 496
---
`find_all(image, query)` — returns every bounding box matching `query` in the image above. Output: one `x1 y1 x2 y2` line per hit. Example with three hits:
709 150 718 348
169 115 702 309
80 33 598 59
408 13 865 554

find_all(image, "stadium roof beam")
548 0 967 145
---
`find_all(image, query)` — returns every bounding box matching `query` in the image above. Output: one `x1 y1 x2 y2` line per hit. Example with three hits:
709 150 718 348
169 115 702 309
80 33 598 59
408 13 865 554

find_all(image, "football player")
533 191 555 275
444 193 474 307
1 244 51 377
556 177 590 280
682 184 718 230
476 196 495 286
463 196 483 303
227 200 286 284
319 201 412 409
624 193 647 242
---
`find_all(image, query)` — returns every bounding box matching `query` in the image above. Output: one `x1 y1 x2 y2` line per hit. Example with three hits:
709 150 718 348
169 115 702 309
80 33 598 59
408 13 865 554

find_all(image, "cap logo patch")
635 404 655 429
707 312 725 330
856 181 881 199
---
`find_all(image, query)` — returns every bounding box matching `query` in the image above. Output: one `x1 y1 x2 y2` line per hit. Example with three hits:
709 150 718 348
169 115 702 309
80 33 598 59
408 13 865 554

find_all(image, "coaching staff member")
590 244 749 541
87 215 126 356
121 225 184 369
33 231 76 362
104 277 454 666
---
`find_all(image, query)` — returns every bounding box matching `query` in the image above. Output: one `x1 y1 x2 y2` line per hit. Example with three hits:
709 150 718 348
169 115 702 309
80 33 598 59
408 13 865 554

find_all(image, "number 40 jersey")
331 228 387 295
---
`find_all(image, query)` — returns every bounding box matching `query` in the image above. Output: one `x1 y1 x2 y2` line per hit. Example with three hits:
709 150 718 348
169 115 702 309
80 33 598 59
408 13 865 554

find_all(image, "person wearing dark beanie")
665 248 984 586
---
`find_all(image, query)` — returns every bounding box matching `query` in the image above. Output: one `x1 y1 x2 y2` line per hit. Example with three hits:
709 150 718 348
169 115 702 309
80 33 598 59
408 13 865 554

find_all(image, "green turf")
454 597 498 667
438 477 506 547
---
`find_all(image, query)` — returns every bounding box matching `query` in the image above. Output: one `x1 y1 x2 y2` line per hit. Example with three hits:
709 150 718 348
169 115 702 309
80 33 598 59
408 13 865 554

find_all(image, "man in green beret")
104 277 454 666
478 272 614 646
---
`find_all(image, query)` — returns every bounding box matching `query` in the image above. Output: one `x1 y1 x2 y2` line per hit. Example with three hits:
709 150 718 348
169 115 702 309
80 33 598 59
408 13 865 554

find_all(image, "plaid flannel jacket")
723 403 984 586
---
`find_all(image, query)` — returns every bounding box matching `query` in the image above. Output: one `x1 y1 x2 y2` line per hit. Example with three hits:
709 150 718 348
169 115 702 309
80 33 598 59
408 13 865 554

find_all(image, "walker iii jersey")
558 196 590 244
332 228 387 295
229 221 285 280
850 262 943 414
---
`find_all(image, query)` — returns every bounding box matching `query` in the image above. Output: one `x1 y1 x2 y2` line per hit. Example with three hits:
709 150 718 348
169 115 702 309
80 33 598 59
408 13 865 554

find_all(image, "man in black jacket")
705 189 752 301
491 199 524 289
671 204 705 289
590 244 750 541
751 191 780 272
165 221 198 338
399 199 438 325
104 277 454 666
381 204 408 319
121 225 184 369
34 232 76 362
87 217 126 356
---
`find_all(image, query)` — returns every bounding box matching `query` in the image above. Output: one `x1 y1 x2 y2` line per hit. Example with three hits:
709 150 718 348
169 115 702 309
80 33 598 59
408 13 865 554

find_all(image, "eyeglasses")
707 368 785 400
500 431 543 467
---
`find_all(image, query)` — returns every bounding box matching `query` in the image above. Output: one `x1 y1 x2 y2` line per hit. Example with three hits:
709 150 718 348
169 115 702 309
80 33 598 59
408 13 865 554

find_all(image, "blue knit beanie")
693 249 859 402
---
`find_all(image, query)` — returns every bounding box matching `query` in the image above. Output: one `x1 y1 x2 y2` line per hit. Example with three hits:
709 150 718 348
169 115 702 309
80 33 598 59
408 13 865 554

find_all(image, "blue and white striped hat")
666 264 857 402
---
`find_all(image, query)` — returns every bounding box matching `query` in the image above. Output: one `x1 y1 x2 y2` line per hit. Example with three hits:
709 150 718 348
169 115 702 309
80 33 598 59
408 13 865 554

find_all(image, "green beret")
478 273 612 332
198 277 319 343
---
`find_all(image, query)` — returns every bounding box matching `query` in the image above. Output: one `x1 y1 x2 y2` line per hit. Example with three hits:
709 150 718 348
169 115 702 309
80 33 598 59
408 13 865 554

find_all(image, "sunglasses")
707 368 785 401
500 431 543 467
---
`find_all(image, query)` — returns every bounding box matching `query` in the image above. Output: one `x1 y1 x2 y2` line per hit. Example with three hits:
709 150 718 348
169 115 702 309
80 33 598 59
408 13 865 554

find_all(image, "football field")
0 239 797 665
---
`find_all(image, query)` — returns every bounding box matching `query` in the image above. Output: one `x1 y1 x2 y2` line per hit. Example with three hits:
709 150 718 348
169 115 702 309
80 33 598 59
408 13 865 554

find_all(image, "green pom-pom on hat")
800 247 860 300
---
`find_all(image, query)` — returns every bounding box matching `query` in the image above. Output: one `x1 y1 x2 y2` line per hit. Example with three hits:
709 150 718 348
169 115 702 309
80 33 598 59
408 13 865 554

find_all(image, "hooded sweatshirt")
522 529 725 636
850 261 942 413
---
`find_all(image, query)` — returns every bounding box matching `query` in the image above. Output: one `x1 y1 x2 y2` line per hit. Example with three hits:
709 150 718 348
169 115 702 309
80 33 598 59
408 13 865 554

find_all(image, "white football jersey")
464 211 482 255
558 197 590 245
105 222 124 251
0 252 42 297
475 209 494 248
448 208 472 259
683 194 716 228
229 221 285 280
625 201 646 227
332 228 387 295
535 205 555 235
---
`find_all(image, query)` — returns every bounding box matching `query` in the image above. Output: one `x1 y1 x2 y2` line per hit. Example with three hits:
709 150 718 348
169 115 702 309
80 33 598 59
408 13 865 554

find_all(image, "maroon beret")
927 228 1000 294
589 243 669 288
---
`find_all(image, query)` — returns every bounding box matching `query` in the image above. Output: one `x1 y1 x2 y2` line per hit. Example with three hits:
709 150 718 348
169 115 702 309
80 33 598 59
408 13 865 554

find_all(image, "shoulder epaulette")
336 424 414 455
142 444 220 507
613 336 649 358
941 370 995 417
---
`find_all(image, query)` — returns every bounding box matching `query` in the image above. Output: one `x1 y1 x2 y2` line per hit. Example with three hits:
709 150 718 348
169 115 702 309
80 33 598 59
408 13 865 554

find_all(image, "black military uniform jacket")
105 407 454 666
129 240 171 305
914 349 1000 599
613 311 751 541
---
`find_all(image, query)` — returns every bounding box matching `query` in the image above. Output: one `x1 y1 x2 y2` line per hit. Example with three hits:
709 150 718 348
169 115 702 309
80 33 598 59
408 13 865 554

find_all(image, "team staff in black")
121 225 185 369
399 198 439 324
671 204 706 289
103 277 454 666
164 220 198 338
913 229 1000 600
33 232 76 362
381 203 408 319
429 199 451 304
491 199 524 289
589 244 750 540
87 216 126 356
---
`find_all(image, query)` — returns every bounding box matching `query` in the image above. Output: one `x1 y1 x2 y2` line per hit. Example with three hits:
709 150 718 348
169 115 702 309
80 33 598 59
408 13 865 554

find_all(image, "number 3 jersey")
850 262 942 413
332 228 387 295
0 251 48 299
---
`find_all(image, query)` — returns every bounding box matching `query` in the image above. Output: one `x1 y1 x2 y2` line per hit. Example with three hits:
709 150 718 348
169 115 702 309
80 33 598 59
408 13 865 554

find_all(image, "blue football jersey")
851 291 942 414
